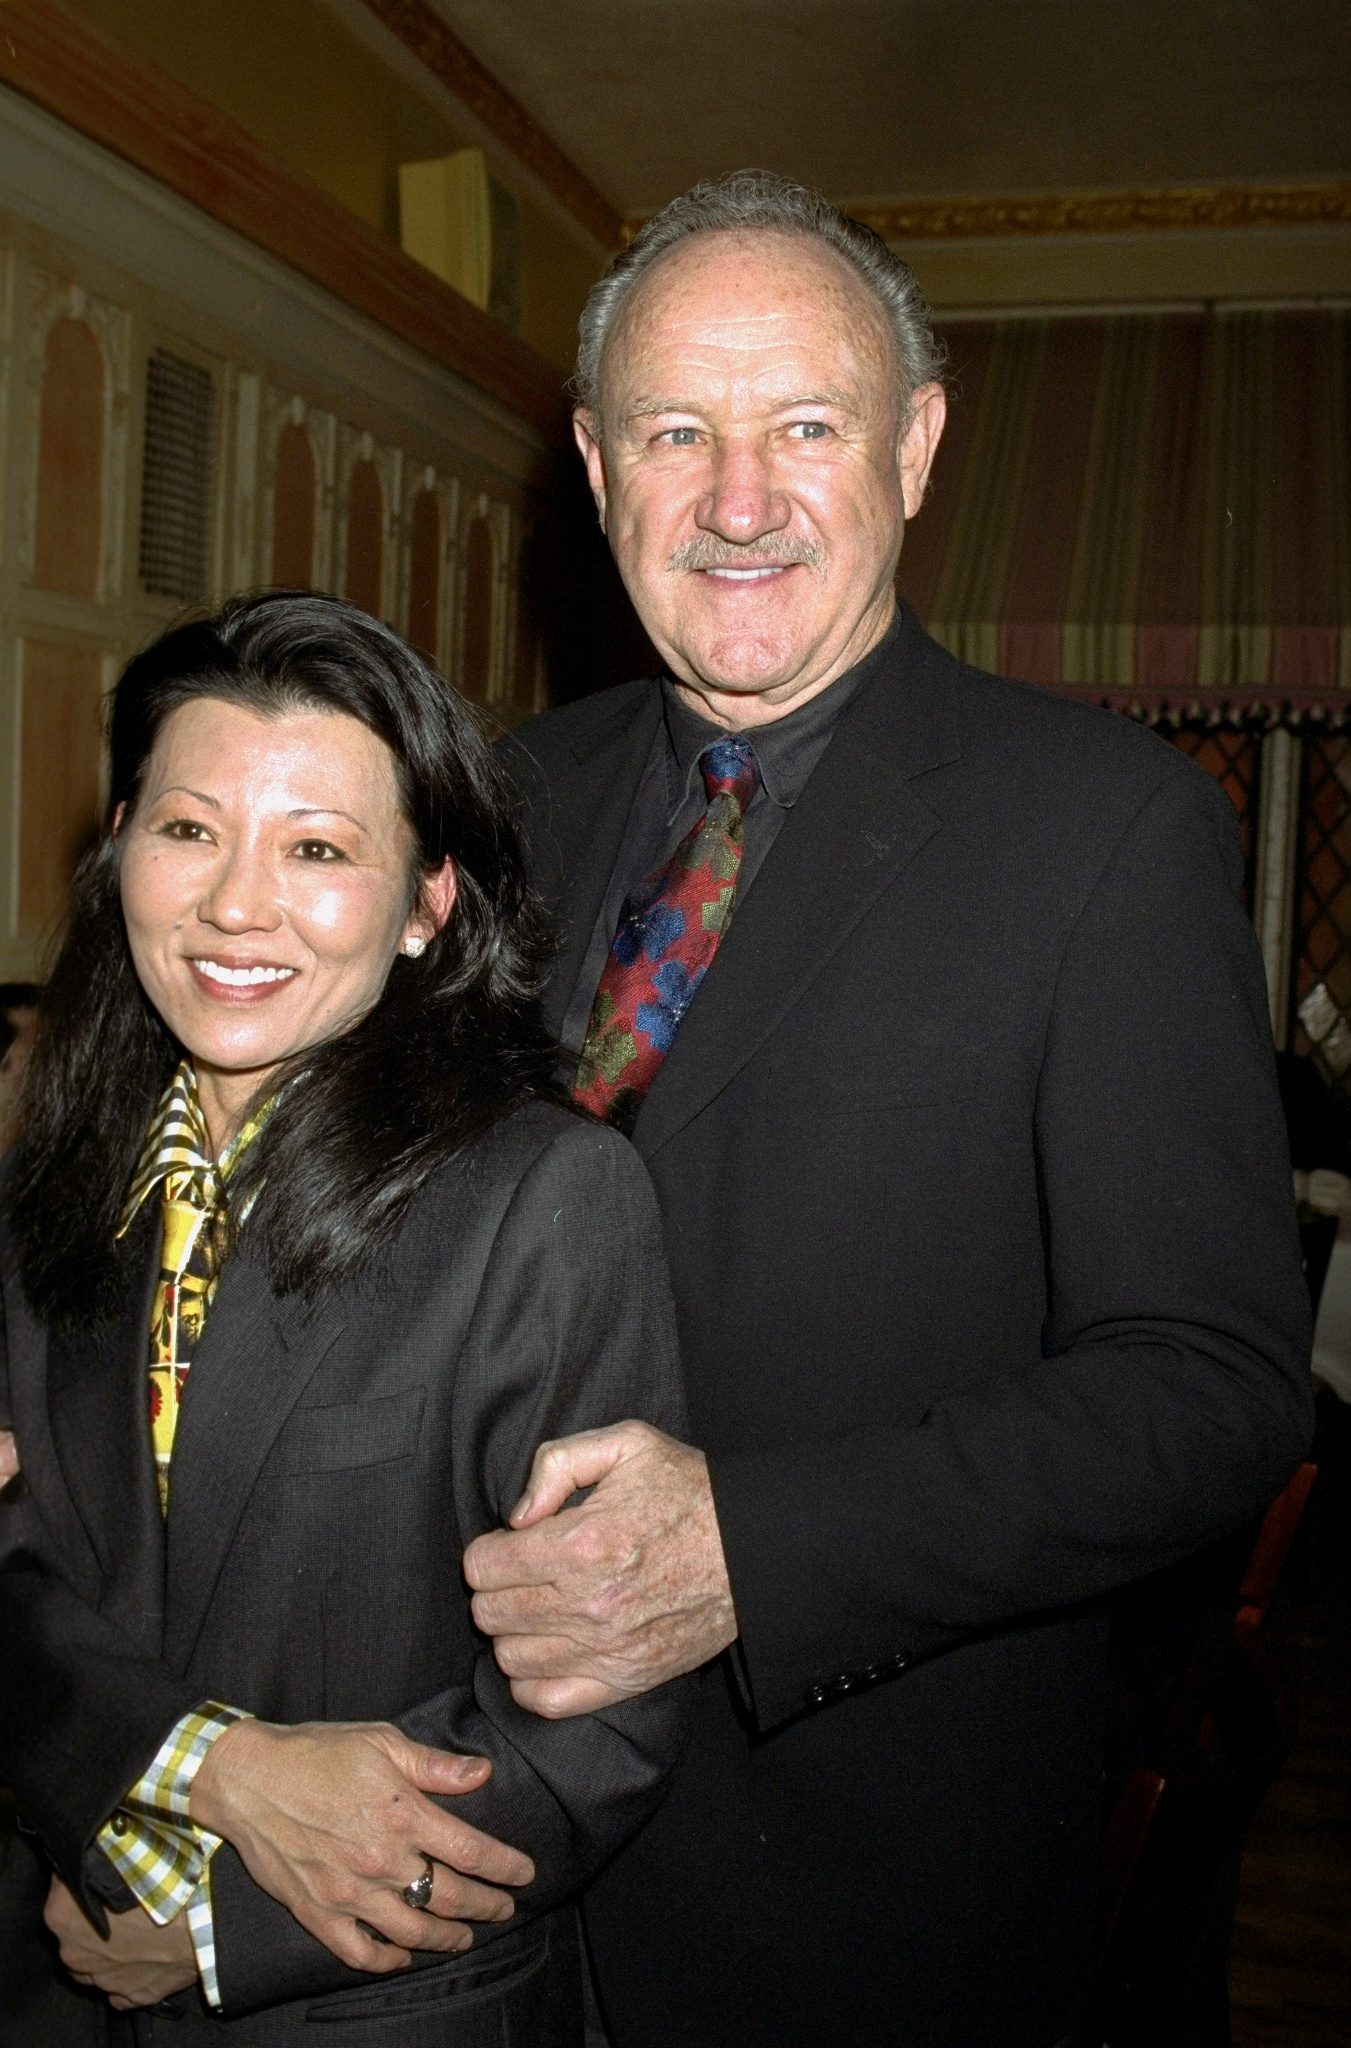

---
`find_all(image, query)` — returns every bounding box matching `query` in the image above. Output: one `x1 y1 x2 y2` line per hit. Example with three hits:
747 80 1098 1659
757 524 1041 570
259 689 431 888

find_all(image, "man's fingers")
490 1629 596 1681
508 1674 630 1719
463 1518 572 1594
469 1578 580 1638
0 1430 19 1483
510 1422 654 1527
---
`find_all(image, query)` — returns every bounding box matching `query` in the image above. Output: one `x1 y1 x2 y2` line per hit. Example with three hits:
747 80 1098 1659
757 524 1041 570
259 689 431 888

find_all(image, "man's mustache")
666 534 827 573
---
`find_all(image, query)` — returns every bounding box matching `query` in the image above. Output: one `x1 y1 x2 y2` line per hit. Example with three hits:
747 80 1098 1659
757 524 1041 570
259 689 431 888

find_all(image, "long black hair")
8 591 561 1323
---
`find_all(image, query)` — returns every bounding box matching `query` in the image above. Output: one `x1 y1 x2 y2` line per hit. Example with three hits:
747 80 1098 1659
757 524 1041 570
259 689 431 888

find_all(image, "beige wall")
898 224 1351 315
67 0 603 371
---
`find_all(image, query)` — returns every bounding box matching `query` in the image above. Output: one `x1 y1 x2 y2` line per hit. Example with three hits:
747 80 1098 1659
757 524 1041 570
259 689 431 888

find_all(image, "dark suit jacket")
0 1103 688 2045
500 603 1314 2048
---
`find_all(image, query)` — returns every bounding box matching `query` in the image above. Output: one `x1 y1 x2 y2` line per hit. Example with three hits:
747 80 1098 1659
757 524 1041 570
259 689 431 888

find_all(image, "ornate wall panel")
0 85 554 978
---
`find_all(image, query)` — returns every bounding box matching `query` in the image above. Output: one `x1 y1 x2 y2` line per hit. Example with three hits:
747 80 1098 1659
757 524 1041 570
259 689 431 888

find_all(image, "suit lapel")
632 618 962 1163
522 685 662 1037
41 1209 165 1628
163 1249 344 1671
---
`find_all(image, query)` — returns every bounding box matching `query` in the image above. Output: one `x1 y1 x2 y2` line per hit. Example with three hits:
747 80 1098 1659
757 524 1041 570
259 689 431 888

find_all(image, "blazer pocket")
267 1386 426 1476
304 1924 550 2021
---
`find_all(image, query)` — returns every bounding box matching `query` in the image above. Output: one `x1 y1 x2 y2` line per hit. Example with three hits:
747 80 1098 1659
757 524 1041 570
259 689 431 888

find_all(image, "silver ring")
401 1854 435 1910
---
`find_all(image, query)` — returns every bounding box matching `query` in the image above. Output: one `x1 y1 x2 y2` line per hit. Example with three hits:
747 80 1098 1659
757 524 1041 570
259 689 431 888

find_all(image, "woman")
0 593 687 2045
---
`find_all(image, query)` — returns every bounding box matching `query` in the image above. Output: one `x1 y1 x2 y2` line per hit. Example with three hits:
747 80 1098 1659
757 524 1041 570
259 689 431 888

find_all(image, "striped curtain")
897 310 1351 714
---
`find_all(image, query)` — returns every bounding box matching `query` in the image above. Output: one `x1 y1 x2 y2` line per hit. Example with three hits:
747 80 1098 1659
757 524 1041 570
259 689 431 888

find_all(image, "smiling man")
472 172 1312 2047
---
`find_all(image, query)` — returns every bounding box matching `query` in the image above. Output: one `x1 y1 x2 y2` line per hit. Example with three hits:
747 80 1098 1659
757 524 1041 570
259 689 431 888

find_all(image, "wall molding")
840 183 1351 243
0 0 570 438
358 0 625 252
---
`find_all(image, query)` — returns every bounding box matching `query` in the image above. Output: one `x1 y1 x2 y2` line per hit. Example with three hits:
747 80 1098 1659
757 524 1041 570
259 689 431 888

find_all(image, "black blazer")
0 1103 688 2045
501 604 1314 2048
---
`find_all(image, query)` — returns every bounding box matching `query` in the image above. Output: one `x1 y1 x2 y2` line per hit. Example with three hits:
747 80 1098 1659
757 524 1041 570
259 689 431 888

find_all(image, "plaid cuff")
94 1705 249 1924
185 1856 225 2009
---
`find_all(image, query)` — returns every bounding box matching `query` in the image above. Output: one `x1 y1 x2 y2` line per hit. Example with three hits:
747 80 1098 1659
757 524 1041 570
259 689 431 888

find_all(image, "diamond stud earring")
403 935 427 958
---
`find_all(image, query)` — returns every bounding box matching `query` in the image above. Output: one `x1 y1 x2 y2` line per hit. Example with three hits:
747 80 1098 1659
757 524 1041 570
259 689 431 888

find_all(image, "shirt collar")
660 609 900 816
117 1060 272 1236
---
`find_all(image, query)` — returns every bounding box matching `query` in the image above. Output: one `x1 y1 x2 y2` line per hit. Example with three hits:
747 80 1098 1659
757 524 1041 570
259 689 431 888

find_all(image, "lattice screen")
1164 726 1261 912
1290 736 1351 1084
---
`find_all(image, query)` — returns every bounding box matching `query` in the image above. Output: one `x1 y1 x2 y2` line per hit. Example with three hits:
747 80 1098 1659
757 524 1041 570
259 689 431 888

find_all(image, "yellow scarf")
118 1063 272 1513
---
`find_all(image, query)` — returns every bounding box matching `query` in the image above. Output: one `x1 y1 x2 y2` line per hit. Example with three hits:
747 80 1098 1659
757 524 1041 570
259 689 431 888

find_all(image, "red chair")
1093 1463 1318 2046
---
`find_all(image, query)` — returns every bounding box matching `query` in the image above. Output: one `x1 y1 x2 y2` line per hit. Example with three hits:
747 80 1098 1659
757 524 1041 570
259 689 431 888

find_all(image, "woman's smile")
189 957 301 997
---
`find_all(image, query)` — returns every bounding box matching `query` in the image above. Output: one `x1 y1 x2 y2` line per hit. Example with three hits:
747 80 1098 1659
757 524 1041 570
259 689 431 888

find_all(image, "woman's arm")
202 1120 692 2017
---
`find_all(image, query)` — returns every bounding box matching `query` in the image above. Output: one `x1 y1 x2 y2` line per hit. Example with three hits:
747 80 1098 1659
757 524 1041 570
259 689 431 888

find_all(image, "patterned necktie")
575 734 760 1130
118 1064 270 1514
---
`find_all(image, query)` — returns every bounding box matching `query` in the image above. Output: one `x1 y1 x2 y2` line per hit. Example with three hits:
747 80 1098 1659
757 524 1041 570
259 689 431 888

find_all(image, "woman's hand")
189 1719 535 1974
45 1877 196 2009
0 1430 19 1485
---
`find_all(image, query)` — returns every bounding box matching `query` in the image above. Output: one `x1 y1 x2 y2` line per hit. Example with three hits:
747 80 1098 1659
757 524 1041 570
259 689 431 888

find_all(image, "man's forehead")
610 247 891 404
632 235 875 327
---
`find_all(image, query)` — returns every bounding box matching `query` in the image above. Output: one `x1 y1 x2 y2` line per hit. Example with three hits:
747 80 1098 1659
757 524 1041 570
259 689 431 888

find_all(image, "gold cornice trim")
359 0 625 250
840 183 1351 242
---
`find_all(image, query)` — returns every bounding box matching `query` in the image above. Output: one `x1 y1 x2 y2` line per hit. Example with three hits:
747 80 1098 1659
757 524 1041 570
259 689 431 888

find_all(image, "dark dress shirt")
559 618 892 1054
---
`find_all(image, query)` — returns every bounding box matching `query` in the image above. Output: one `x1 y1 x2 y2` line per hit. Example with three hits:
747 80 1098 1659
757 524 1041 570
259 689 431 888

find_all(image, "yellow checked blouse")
94 1062 270 2007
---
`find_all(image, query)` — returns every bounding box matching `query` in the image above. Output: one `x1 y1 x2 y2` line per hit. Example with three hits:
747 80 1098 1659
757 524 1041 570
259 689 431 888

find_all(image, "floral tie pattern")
575 735 759 1131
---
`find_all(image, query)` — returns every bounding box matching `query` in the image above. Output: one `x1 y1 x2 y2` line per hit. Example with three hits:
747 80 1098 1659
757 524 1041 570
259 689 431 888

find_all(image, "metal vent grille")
139 349 215 601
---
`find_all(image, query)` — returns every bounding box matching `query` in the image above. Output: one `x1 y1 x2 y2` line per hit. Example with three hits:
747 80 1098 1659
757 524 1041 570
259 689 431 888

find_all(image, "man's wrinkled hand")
463 1421 738 1719
189 1719 535 1975
0 1429 19 1485
45 1876 196 2010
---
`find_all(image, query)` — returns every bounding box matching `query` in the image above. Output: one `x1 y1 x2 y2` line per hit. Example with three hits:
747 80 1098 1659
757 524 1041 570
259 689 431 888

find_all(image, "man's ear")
898 383 947 521
111 801 127 840
572 408 609 532
406 858 457 950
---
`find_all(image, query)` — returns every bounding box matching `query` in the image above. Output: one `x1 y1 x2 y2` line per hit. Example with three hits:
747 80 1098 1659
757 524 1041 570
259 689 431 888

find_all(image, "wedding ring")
401 1854 435 1910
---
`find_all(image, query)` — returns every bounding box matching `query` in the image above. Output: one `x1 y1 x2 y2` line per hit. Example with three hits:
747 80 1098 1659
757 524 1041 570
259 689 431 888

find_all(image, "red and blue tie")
575 735 759 1129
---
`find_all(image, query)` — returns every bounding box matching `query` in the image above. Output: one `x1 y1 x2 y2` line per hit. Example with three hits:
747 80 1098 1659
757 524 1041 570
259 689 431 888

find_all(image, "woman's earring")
403 935 427 958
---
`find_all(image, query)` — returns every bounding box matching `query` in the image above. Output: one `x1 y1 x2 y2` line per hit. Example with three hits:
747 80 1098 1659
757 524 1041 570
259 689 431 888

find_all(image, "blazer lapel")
632 618 962 1163
162 1250 344 1672
41 1209 165 1629
521 684 662 1037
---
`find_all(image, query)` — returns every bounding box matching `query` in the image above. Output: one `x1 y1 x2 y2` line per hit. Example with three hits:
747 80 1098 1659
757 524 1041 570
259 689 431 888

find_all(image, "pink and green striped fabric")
897 310 1351 712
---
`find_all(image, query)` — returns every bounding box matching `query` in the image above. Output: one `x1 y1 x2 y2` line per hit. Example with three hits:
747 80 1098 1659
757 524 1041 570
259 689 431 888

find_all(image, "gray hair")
574 169 945 422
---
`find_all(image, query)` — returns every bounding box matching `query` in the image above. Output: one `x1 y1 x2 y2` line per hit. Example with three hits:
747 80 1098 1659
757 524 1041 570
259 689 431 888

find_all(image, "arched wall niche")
33 317 106 597
18 641 104 941
511 527 544 719
344 458 385 618
407 487 442 666
461 513 495 700
272 421 317 586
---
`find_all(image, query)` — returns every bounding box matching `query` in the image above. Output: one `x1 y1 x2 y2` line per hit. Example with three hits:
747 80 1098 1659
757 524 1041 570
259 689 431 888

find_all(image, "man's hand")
189 1720 535 1974
45 1877 196 2010
463 1421 737 1719
0 1429 19 1484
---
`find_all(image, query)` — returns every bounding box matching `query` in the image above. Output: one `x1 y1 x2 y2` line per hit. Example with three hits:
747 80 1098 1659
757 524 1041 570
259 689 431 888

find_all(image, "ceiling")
425 0 1351 217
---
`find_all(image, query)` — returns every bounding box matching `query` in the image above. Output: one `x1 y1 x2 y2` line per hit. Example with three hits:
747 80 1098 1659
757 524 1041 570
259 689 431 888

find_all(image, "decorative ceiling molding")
358 0 625 250
840 183 1351 242
0 0 571 439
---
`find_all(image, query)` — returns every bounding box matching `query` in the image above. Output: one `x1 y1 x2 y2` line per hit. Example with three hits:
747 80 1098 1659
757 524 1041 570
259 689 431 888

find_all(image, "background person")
0 593 687 2045
465 172 1315 2048
0 983 42 1155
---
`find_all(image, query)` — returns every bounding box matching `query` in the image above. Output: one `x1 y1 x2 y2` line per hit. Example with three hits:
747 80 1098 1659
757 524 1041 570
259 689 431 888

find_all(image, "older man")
468 172 1312 2047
